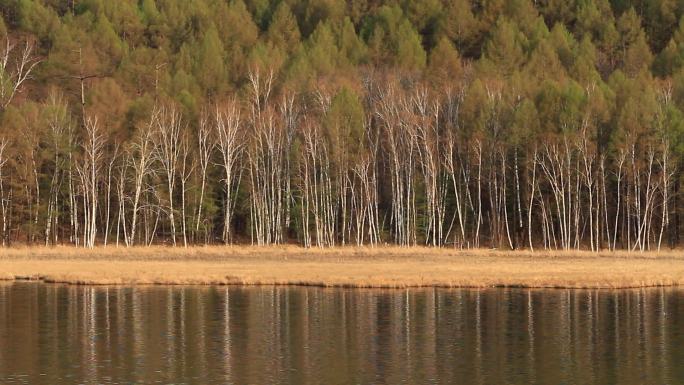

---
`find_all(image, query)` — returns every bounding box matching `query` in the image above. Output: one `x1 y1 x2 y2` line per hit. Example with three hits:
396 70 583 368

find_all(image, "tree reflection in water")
0 283 682 384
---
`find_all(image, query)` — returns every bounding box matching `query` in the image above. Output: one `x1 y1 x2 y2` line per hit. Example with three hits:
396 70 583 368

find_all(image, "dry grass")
0 245 683 288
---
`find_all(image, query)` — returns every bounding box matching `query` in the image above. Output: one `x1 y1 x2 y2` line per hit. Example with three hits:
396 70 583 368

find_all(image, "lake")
0 282 682 384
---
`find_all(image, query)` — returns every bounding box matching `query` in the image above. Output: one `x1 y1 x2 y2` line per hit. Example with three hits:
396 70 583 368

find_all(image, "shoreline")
1 246 683 289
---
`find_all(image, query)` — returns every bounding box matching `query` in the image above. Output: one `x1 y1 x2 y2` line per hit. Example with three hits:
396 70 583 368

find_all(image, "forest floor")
0 245 682 289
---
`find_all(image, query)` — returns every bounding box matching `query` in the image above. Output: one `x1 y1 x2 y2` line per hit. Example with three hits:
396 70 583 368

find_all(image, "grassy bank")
0 246 683 289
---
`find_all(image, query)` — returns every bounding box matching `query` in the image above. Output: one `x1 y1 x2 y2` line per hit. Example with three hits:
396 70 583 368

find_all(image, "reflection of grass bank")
0 246 683 288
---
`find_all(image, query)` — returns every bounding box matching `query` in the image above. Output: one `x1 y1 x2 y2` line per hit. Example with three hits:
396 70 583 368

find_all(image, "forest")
0 0 682 251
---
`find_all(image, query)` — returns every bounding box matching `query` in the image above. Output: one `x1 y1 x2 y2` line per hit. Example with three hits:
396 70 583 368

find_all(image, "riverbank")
0 246 682 289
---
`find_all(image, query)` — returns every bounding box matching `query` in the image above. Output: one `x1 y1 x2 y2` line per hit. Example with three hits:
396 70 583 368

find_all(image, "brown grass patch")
0 245 682 288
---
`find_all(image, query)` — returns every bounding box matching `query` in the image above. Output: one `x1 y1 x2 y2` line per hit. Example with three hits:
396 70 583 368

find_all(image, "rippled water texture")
0 283 683 384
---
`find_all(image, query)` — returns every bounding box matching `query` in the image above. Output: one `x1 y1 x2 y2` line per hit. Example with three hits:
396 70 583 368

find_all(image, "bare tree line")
0 67 680 251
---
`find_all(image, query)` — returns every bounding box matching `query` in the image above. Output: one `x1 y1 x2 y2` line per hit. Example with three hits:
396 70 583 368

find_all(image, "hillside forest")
0 0 683 250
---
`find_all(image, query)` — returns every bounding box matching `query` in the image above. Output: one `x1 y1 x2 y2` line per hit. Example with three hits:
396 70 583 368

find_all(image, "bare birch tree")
152 105 183 246
0 39 41 110
127 111 157 246
214 101 244 244
194 112 214 243
246 69 291 245
76 116 105 248
0 137 9 246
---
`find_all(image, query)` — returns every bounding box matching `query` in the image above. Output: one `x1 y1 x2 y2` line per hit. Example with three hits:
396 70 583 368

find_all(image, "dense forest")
0 0 682 250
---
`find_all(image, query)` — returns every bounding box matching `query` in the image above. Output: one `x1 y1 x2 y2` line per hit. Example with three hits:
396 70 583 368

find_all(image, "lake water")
0 283 682 384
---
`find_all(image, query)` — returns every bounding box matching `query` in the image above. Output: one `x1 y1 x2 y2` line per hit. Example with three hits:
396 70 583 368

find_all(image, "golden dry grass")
0 245 683 288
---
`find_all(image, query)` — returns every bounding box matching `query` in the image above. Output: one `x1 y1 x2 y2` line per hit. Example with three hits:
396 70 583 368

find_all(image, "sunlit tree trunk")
444 135 466 247
76 117 105 248
527 148 538 251
658 141 672 250
246 69 290 245
152 105 183 246
195 114 213 244
43 92 69 246
179 134 193 248
103 145 119 246
613 152 626 250
128 112 156 246
115 161 128 247
0 39 41 110
0 138 8 246
214 102 244 244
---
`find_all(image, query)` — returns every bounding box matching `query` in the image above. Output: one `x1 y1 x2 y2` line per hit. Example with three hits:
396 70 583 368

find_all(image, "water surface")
0 283 682 384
